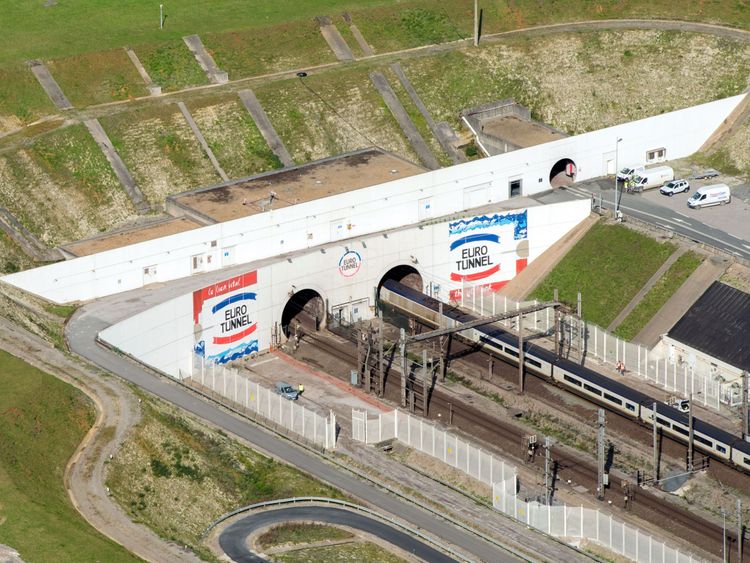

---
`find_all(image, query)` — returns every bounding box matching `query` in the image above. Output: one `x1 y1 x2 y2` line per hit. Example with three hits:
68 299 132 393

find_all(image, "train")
380 279 750 473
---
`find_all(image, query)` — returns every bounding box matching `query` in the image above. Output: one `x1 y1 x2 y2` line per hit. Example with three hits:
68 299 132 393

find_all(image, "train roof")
382 280 745 451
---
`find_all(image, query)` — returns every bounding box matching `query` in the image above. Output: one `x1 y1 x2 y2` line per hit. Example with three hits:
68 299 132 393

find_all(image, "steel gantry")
397 299 560 410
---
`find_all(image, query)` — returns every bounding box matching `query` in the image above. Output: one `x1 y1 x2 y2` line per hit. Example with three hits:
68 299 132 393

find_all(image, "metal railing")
202 496 472 562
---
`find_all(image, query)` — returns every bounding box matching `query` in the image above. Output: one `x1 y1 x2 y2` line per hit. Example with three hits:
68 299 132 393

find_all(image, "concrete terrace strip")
237 89 294 167
27 60 73 110
0 207 62 262
177 101 229 182
633 256 728 348
315 16 355 61
390 62 464 165
606 246 689 332
369 71 440 170
124 47 161 96
342 12 375 57
183 34 228 84
83 119 149 213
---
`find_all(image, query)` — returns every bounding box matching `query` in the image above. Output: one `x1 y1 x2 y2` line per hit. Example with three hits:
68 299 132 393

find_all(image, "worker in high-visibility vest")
298 383 304 395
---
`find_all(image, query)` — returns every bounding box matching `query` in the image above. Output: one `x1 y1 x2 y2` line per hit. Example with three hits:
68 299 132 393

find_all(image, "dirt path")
5 18 750 151
0 317 201 563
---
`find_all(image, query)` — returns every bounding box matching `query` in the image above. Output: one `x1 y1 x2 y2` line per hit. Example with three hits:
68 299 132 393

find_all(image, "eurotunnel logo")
193 271 259 364
449 233 501 282
447 211 529 299
210 292 257 345
338 250 362 278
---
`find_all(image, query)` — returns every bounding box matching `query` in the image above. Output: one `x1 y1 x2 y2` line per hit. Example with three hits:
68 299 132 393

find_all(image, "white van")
629 166 674 192
617 165 645 182
687 184 731 209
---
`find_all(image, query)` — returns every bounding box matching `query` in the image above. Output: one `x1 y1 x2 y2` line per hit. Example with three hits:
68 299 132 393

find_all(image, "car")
659 179 690 196
275 381 300 400
693 168 720 180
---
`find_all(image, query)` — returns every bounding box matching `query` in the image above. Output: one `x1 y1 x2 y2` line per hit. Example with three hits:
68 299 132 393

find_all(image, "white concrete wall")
101 199 590 378
7 94 742 304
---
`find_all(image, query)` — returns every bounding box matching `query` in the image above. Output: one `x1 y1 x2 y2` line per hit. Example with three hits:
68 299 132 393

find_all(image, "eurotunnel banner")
193 271 259 364
447 210 528 300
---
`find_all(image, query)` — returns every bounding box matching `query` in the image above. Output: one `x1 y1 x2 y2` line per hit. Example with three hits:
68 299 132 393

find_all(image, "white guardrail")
201 496 472 562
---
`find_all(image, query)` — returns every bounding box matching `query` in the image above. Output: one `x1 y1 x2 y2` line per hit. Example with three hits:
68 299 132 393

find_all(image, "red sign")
193 271 257 324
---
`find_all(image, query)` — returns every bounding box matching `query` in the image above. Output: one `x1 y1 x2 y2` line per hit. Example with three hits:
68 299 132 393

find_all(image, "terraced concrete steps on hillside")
633 256 728 348
607 247 689 333
124 47 161 96
342 12 375 56
390 62 465 165
83 119 149 213
0 207 63 262
183 34 228 84
27 60 73 110
369 71 440 170
237 89 294 167
176 102 229 181
315 16 355 61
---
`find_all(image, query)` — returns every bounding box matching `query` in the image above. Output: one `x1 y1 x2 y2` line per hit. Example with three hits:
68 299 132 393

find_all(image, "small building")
663 281 750 387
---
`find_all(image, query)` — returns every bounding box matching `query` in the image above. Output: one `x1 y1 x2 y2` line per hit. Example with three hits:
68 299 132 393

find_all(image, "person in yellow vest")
298 383 304 395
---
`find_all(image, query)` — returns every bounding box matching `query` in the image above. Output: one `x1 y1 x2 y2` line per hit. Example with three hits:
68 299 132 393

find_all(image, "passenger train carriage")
380 279 750 473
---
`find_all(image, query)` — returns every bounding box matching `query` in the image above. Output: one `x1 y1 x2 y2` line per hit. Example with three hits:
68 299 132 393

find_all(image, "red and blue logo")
449 233 500 282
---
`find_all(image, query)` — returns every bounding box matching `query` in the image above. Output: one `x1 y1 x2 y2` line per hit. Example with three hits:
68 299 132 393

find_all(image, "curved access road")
65 290 527 563
219 505 457 563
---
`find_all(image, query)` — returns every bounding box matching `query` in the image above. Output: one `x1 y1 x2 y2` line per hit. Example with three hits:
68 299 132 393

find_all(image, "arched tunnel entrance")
549 158 577 188
281 289 324 337
377 265 423 296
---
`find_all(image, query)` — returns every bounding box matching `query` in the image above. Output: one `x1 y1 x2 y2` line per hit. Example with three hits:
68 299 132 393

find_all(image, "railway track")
297 327 745 561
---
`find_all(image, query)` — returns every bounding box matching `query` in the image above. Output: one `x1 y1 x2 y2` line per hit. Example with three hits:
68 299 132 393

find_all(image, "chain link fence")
353 409 700 562
458 280 736 413
187 359 337 450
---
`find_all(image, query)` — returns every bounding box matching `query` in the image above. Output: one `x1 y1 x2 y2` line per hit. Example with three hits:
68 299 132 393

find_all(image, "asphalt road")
66 302 523 563
219 505 457 563
538 178 750 262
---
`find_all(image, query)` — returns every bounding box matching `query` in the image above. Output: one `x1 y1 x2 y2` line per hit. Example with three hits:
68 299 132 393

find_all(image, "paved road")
66 300 523 563
539 178 750 262
219 505 457 563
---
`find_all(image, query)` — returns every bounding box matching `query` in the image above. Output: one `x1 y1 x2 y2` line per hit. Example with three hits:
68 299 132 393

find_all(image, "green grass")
529 221 676 328
276 541 407 562
0 231 35 275
257 523 353 549
204 19 336 81
106 397 348 558
0 63 56 127
136 41 209 92
187 95 283 179
254 66 416 163
0 350 142 563
400 48 546 129
614 251 703 340
48 48 147 107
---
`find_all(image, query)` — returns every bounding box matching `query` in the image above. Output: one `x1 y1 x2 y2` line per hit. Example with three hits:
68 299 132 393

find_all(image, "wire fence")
187 360 337 450
457 280 739 413
353 409 700 562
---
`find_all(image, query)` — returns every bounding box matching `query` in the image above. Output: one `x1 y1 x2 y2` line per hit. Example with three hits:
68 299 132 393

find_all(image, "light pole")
614 137 623 214
722 508 727 563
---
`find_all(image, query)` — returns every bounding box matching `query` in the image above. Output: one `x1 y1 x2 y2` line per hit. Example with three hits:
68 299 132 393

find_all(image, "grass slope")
257 523 353 549
614 251 703 340
0 350 141 562
276 542 407 562
530 222 676 328
106 397 347 559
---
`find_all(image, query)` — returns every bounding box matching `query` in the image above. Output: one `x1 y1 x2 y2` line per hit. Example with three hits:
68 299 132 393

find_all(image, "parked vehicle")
616 165 645 182
659 179 690 196
693 168 720 180
275 381 300 400
687 184 731 209
629 166 674 192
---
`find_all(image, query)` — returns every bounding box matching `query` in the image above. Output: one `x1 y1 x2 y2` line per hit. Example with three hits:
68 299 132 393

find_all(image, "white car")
659 179 690 196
